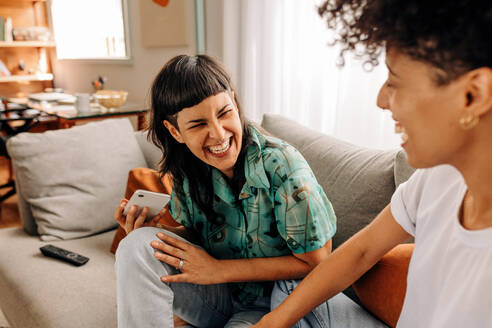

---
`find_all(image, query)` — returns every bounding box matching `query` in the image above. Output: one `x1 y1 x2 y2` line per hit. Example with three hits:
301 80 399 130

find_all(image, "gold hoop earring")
459 113 479 130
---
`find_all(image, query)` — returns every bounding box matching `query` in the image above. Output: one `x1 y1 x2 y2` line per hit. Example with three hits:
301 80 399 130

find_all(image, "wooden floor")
0 157 20 229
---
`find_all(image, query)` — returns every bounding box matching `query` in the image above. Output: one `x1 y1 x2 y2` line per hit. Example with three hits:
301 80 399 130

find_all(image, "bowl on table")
93 90 128 108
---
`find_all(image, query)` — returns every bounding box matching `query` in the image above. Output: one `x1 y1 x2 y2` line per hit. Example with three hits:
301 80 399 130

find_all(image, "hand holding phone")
123 190 171 219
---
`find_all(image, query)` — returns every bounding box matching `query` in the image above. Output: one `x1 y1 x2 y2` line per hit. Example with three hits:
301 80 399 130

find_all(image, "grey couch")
0 114 413 327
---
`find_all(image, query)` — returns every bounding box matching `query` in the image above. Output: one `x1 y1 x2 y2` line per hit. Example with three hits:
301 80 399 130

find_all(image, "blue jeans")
115 227 387 328
271 280 387 328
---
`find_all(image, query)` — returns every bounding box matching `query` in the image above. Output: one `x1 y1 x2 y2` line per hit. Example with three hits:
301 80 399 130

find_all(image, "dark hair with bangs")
148 55 251 225
318 0 492 85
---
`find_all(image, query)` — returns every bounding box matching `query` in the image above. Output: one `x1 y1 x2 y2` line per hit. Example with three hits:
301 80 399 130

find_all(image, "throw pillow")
110 167 180 254
352 243 414 328
7 118 147 241
134 130 162 170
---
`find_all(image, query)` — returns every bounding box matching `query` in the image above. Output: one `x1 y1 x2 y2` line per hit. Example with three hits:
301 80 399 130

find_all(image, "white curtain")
222 0 400 150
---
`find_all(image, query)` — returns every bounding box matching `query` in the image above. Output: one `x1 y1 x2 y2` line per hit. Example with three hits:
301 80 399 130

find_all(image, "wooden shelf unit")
0 73 52 82
0 0 55 98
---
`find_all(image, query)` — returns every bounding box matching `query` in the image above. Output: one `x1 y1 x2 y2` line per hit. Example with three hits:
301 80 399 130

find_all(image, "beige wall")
51 0 196 107
204 0 223 61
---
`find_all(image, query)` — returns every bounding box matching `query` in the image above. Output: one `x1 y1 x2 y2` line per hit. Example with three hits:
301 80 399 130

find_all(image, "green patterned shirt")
169 126 336 304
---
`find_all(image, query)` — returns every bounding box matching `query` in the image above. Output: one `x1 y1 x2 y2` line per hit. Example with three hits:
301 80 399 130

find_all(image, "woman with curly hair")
253 0 492 327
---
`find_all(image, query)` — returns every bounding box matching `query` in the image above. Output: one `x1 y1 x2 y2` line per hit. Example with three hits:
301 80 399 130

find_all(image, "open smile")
394 121 409 146
205 137 232 157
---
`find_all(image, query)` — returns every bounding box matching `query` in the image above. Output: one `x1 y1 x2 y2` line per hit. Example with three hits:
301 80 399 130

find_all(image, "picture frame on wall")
139 0 189 48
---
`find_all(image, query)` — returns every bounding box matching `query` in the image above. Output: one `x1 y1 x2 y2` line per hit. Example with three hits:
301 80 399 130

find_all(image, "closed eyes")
190 122 206 129
188 108 233 129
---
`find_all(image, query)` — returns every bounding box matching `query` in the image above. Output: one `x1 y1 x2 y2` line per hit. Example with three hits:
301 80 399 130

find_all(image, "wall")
51 0 196 107
203 0 223 62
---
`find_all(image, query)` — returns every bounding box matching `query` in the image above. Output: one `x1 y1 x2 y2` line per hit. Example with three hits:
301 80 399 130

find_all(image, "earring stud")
459 113 479 130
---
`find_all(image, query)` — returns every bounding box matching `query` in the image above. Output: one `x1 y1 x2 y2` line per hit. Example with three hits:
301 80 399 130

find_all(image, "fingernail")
157 232 164 238
151 241 159 248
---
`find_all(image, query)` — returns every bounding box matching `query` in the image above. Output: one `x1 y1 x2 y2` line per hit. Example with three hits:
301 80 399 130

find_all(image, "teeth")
395 123 408 144
208 139 230 154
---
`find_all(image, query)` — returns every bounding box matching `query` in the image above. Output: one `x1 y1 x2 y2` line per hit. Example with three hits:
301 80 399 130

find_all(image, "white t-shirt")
391 164 492 328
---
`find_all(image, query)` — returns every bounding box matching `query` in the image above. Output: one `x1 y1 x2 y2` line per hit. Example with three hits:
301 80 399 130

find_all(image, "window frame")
48 0 133 64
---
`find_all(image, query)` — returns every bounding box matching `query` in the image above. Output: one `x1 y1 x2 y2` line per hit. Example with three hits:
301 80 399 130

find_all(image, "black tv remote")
40 244 89 266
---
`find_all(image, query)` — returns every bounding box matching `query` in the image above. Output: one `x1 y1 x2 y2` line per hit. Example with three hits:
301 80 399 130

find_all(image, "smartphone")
123 189 171 219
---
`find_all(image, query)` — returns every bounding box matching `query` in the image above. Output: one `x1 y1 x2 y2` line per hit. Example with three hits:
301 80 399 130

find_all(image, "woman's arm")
152 234 332 285
254 205 411 328
219 240 332 282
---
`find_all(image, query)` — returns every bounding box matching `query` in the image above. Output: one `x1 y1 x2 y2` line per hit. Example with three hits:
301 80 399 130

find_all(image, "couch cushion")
0 227 117 328
7 118 147 241
134 130 162 170
394 151 415 187
261 114 410 249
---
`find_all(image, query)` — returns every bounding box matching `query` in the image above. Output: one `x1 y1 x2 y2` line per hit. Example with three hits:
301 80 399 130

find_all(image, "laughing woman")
113 55 344 327
253 0 492 327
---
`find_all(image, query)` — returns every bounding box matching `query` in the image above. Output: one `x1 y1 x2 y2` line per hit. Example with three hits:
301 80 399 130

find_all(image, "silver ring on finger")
177 259 184 271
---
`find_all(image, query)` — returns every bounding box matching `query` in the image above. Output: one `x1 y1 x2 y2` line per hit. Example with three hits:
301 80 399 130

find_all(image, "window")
50 0 130 61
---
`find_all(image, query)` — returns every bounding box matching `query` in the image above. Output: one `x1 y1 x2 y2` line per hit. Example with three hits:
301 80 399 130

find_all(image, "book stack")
0 17 13 42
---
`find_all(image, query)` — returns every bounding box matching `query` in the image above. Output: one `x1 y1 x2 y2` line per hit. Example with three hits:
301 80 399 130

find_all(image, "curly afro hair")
318 0 492 84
